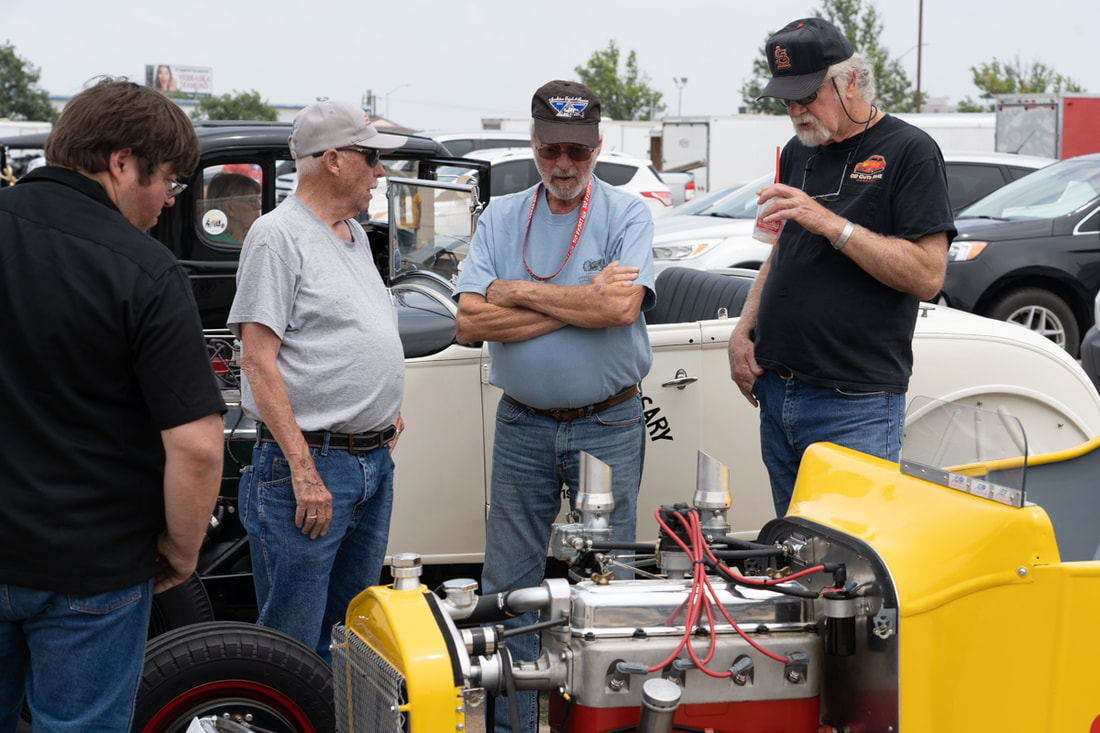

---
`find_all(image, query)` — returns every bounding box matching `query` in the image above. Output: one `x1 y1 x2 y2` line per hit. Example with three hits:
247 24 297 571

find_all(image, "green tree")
0 41 58 122
739 0 919 115
957 58 1084 113
190 90 277 121
574 40 664 121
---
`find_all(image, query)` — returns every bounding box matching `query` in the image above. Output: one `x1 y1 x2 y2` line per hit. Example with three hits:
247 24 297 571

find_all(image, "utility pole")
916 0 924 113
673 77 688 116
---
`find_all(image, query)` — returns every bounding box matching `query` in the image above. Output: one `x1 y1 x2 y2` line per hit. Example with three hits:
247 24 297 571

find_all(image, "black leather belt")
504 384 639 423
259 424 397 453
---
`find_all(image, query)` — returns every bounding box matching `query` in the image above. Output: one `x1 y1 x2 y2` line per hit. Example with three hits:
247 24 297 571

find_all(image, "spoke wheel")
988 287 1079 357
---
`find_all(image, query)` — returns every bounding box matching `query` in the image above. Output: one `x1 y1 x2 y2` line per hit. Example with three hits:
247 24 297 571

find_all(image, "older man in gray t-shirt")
227 99 406 662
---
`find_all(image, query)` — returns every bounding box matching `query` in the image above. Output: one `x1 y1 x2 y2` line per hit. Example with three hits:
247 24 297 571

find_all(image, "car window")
479 140 530 153
945 163 1007 213
1078 207 1100 234
441 139 476 157
593 161 636 186
685 174 771 219
198 163 264 249
490 159 540 197
390 177 480 284
1006 165 1038 182
961 158 1100 220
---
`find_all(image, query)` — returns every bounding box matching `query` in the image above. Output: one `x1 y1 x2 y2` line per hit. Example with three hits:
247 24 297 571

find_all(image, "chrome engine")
338 451 900 733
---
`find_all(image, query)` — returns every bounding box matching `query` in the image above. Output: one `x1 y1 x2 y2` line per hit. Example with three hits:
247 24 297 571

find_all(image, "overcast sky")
4 0 1096 132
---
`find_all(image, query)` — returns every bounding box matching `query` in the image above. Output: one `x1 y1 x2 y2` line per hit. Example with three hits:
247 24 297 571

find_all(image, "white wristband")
832 220 855 251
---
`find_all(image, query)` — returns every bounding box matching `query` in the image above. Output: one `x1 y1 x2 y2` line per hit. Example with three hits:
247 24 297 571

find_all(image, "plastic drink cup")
753 198 784 244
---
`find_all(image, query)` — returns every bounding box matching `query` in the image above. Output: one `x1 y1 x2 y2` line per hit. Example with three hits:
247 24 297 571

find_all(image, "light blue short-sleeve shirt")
454 176 655 409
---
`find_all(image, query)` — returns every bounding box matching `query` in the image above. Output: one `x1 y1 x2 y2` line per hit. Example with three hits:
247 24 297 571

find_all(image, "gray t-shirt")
228 195 404 433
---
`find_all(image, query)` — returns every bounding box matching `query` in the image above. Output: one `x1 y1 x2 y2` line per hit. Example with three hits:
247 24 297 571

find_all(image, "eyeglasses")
158 167 187 197
535 145 595 162
313 146 382 167
800 148 858 203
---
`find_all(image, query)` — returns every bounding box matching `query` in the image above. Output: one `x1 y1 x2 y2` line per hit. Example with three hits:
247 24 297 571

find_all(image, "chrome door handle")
661 368 698 390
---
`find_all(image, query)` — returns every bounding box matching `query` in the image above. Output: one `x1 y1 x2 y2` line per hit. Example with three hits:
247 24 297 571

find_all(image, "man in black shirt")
0 78 225 731
727 18 956 515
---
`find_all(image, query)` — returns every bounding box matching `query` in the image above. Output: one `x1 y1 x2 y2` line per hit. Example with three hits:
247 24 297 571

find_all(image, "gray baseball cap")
288 98 407 159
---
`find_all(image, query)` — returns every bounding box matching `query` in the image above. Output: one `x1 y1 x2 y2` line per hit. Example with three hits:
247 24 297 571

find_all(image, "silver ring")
307 514 318 520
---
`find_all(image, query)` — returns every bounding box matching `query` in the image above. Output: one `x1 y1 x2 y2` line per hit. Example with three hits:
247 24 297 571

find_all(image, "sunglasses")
313 146 382 167
781 77 839 108
535 145 595 162
782 90 821 108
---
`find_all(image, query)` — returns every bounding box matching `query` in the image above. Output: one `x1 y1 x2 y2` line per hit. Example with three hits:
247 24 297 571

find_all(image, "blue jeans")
240 437 394 663
0 579 153 733
482 393 645 733
755 369 905 516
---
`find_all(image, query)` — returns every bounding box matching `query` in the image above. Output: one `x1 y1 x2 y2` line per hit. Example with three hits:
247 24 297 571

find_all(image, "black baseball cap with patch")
759 18 854 101
531 80 601 148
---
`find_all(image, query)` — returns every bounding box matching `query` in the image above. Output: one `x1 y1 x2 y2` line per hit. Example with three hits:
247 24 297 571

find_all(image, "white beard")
792 113 836 148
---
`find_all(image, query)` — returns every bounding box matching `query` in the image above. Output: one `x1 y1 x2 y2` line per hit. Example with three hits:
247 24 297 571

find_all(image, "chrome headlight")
947 240 988 262
652 241 717 261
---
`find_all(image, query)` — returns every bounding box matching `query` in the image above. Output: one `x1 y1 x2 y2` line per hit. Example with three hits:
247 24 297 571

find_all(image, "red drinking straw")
774 146 780 183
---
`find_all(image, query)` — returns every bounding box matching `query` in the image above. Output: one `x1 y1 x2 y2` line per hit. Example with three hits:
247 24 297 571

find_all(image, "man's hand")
588 259 639 287
153 533 198 594
292 462 332 540
754 183 948 299
755 182 837 238
728 326 763 407
485 260 638 309
388 412 405 452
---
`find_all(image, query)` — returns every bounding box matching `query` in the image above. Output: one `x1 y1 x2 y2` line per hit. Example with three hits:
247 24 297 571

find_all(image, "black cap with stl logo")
759 18 855 101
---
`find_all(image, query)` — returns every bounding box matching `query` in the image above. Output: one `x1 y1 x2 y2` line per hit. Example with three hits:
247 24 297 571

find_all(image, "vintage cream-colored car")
378 264 1100 568
193 169 1100 587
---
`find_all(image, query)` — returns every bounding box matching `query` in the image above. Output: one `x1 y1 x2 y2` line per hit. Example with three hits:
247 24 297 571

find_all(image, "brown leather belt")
259 424 397 453
503 384 639 423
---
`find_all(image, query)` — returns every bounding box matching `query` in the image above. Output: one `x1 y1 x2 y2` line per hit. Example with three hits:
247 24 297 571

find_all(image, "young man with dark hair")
0 77 225 731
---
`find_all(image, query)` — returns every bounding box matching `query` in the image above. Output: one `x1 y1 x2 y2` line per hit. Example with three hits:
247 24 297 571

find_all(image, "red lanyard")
521 180 592 282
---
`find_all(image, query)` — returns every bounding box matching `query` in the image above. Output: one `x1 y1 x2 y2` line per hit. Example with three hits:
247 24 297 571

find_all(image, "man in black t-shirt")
0 78 225 731
727 18 956 516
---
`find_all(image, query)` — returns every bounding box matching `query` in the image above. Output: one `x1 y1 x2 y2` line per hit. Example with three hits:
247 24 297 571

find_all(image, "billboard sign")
146 64 214 97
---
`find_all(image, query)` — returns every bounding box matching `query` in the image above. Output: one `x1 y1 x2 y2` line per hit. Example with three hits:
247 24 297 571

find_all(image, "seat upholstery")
646 267 755 325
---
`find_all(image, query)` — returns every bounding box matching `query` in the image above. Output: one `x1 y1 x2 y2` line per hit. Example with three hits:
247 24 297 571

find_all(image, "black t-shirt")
755 115 956 393
0 167 226 593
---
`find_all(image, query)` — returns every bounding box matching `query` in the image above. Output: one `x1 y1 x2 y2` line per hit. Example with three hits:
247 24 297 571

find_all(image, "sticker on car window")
203 209 229 235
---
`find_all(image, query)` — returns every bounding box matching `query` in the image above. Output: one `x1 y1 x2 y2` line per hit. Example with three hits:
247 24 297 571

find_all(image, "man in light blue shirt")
454 79 655 733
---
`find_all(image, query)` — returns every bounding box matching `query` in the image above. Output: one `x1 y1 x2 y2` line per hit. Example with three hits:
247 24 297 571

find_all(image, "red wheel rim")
141 678 316 733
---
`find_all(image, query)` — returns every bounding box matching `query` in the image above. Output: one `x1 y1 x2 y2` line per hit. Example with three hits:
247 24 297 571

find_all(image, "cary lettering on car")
642 395 673 441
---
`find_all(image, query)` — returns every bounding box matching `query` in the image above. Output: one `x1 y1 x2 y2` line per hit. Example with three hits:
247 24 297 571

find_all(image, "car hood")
952 216 1054 242
652 214 755 245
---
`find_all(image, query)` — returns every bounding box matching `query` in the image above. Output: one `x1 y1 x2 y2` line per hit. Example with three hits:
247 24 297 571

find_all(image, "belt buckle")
346 433 370 454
